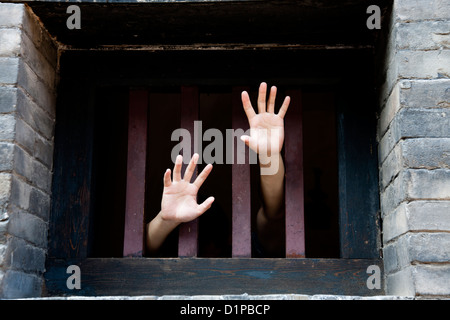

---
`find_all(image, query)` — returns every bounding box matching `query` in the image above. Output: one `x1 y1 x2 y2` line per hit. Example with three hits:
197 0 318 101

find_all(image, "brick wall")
377 0 450 297
0 3 57 298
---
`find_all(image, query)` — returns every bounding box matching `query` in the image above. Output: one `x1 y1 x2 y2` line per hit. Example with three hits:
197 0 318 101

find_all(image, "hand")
240 82 290 159
159 153 215 226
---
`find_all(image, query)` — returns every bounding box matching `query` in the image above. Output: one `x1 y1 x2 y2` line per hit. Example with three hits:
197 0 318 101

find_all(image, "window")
41 1 384 297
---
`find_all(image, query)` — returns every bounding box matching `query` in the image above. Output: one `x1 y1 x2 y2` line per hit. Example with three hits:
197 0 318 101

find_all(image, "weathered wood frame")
47 83 382 296
46 258 382 296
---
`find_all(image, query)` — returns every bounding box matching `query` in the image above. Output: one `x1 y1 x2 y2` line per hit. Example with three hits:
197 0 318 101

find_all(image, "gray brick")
414 264 450 296
16 88 54 140
397 50 450 80
379 50 450 109
0 173 11 211
402 138 450 169
0 114 16 141
0 143 14 172
29 187 50 222
379 108 450 163
14 118 54 170
3 236 45 273
394 0 450 22
9 175 31 211
378 82 400 141
17 59 56 115
407 169 450 200
15 117 35 155
0 86 17 113
0 3 24 28
19 31 57 90
380 138 450 190
406 201 450 231
0 28 21 57
378 79 450 140
385 266 415 296
13 144 33 180
383 201 450 243
408 233 450 263
380 170 406 216
33 135 53 169
383 232 450 278
31 159 52 192
7 205 47 248
0 57 19 84
379 140 403 190
383 241 401 274
396 21 450 50
400 79 450 109
22 6 58 70
1 269 42 298
380 169 450 215
383 202 409 243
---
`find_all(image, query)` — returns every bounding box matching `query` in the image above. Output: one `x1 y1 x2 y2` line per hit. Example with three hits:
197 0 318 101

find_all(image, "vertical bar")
231 86 252 257
178 86 199 257
123 89 148 257
284 89 305 258
49 81 95 259
337 94 380 258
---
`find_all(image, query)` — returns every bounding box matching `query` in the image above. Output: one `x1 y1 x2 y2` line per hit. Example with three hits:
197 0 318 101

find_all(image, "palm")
161 181 201 223
241 83 290 156
248 113 284 155
159 154 214 224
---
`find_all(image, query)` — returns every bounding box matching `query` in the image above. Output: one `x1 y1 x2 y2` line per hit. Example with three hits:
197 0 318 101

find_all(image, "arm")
241 83 290 256
146 153 214 254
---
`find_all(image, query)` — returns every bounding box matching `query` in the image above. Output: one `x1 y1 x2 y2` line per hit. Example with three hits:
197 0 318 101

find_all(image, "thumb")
240 135 251 147
197 196 215 215
240 135 258 153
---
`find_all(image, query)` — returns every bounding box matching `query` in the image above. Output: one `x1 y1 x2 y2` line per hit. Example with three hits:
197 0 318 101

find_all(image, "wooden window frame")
46 80 383 296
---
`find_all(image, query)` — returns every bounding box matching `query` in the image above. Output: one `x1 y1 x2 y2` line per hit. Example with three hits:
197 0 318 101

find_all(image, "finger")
277 96 291 119
257 82 267 114
240 135 250 146
193 163 213 189
183 153 199 182
240 135 258 153
197 196 215 215
163 169 172 188
173 154 182 181
241 91 256 121
267 86 277 114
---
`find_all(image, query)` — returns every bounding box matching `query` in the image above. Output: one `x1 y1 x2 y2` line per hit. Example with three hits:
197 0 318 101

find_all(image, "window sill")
45 257 384 297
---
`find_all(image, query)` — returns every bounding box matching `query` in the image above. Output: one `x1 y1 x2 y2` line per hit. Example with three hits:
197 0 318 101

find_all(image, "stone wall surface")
0 2 57 299
377 0 450 297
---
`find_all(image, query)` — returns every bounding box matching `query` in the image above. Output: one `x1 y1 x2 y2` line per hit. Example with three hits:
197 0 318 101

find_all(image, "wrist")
155 211 181 231
258 152 281 167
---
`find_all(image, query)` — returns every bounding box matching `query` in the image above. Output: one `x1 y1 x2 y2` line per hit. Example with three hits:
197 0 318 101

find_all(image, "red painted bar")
178 86 199 257
123 89 148 257
284 90 305 258
231 87 252 258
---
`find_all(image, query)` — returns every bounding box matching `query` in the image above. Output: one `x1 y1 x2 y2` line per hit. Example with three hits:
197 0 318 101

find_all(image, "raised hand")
241 83 290 256
146 153 214 253
160 153 214 224
240 82 290 158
